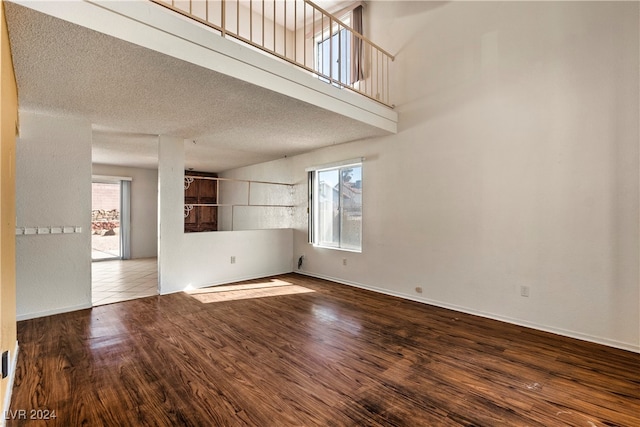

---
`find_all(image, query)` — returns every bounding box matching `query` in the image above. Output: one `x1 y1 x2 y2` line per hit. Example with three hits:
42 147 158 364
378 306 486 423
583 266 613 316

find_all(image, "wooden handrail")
149 0 394 107
305 0 394 60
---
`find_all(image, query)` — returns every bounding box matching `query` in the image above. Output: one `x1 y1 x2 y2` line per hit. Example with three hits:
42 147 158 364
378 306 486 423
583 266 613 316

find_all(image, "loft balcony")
5 0 398 172
151 0 394 107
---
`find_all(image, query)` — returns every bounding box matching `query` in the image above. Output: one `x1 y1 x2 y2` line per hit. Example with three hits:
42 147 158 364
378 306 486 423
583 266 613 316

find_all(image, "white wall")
180 229 293 290
92 164 158 259
219 162 295 231
158 135 185 293
226 1 640 352
158 136 293 295
16 112 92 320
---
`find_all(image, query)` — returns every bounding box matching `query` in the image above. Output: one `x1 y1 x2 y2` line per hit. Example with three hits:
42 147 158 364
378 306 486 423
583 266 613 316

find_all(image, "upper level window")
314 5 363 87
308 160 362 252
317 26 352 86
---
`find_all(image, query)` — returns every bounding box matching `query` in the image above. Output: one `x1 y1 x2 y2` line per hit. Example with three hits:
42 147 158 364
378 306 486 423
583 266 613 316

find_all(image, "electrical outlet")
2 350 8 379
230 256 236 264
342 258 347 266
415 286 423 294
520 286 530 297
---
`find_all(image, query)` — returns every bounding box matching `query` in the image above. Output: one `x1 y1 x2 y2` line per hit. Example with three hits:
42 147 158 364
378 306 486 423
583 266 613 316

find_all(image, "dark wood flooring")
8 274 640 426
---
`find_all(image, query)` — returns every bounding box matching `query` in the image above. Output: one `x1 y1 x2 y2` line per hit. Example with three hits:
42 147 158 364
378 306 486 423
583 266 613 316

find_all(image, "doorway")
90 172 158 306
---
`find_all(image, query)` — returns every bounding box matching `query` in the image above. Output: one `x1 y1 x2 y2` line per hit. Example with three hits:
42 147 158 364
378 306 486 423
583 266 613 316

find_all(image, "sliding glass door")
91 179 131 261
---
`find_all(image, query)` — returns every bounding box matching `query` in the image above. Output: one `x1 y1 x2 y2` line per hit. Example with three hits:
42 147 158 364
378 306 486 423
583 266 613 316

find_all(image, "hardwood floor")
8 274 640 426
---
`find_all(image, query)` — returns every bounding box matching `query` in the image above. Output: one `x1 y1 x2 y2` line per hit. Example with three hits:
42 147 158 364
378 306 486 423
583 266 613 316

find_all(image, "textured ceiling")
5 2 388 172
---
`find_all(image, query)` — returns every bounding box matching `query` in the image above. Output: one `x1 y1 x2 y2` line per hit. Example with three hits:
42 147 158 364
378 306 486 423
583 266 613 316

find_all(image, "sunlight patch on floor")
185 279 315 303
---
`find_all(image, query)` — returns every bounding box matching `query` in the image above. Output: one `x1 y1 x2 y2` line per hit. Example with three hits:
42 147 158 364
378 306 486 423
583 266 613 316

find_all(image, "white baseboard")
1 342 19 427
296 271 640 354
16 303 92 321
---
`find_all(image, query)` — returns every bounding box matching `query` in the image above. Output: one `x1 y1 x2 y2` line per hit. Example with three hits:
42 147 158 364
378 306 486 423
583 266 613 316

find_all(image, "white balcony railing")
150 0 394 107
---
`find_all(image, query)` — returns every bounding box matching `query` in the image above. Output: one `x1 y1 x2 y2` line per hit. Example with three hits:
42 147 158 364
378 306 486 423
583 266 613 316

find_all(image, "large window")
316 27 351 86
309 161 362 252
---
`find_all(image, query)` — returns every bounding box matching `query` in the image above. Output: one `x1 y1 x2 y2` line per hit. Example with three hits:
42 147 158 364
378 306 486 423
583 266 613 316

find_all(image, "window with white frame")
313 5 364 87
316 26 351 86
308 160 362 251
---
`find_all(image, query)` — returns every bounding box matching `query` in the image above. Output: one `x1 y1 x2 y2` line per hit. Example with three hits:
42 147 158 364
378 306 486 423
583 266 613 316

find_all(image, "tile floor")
92 257 158 306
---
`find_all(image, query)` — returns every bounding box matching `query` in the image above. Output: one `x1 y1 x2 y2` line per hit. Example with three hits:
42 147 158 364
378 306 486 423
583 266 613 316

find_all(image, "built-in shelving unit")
184 175 294 231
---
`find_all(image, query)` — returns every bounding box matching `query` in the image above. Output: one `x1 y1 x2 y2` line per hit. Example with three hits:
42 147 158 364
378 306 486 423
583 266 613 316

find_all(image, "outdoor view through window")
92 182 121 260
313 164 362 251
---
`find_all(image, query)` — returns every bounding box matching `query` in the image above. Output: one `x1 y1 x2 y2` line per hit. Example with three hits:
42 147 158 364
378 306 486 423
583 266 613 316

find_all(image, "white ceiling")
5 1 388 173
